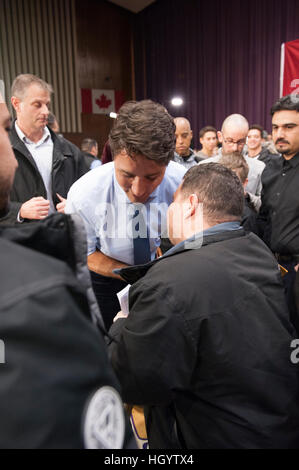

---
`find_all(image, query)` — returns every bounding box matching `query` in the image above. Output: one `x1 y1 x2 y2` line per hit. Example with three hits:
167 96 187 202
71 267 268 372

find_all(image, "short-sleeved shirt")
65 161 186 265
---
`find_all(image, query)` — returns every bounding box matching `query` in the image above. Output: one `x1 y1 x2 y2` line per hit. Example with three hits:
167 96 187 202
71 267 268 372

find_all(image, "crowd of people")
0 73 299 449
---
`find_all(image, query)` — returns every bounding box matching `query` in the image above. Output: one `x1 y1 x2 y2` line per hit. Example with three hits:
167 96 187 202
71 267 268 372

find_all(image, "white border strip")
280 43 285 97
0 80 5 103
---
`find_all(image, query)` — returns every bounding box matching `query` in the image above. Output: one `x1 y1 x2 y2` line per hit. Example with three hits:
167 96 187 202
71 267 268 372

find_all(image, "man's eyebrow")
120 169 160 178
120 169 135 176
272 122 298 126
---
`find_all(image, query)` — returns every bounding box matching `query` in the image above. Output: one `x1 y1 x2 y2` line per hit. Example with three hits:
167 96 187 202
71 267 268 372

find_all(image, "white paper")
117 284 131 316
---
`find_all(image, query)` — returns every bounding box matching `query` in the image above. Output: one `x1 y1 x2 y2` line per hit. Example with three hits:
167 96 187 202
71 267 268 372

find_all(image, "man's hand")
56 193 67 214
20 197 50 220
113 310 128 323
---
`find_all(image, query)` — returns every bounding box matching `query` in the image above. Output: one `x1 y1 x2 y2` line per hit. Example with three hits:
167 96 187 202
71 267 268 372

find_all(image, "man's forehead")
248 129 261 136
203 131 216 138
23 84 50 100
272 110 299 125
115 151 166 174
224 126 248 139
175 118 191 132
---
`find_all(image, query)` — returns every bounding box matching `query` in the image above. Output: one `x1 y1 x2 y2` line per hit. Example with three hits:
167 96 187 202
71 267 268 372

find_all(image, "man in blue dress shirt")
66 100 186 328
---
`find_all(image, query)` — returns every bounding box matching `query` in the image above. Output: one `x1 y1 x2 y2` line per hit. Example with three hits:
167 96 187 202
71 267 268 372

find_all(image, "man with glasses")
199 114 265 209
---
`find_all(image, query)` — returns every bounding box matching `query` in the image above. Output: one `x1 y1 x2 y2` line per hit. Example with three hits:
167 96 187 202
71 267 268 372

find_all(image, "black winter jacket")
1 124 88 225
109 229 299 449
0 213 133 449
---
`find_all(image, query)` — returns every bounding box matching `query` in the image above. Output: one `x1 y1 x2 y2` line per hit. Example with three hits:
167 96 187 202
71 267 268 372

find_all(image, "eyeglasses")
222 136 246 147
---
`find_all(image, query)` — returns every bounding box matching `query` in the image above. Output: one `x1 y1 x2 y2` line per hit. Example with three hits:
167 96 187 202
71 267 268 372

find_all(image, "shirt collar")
283 151 299 168
164 221 242 256
15 121 51 146
175 149 195 161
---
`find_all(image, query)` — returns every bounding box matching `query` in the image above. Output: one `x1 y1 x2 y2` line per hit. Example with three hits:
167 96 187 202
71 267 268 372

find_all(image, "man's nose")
275 127 285 139
131 177 146 197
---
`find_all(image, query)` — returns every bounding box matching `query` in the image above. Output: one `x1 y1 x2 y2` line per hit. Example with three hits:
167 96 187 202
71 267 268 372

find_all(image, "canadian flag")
81 89 124 114
280 39 299 97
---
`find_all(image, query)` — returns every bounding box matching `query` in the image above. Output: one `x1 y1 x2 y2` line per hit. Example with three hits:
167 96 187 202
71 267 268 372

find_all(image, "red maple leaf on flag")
96 94 112 109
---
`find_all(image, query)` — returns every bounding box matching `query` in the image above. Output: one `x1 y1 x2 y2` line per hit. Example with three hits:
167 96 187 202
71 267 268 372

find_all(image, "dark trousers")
280 260 299 335
90 271 128 330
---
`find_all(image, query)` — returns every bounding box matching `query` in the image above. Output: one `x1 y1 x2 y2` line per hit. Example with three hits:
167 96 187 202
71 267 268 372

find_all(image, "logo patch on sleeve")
84 386 125 449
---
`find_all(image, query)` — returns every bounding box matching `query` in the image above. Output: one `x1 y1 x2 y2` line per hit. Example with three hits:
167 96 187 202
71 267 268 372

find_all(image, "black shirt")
258 152 299 255
242 196 259 235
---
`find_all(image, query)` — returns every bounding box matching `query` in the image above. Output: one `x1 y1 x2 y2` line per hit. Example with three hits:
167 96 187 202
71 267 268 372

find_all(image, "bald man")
199 114 265 208
173 117 199 169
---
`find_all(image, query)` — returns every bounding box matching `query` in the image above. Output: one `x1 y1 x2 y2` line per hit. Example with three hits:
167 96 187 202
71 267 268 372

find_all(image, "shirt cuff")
17 211 24 223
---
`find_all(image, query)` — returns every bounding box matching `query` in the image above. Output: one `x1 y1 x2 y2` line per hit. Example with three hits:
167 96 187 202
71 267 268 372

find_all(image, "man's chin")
277 146 290 155
127 195 149 204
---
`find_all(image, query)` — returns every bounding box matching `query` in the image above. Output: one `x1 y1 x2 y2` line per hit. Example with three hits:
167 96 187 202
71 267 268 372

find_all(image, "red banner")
280 39 299 97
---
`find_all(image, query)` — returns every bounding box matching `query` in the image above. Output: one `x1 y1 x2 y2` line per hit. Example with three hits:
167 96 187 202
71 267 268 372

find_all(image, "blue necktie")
132 207 151 265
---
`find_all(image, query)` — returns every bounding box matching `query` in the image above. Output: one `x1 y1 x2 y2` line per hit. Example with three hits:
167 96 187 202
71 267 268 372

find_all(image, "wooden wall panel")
63 0 134 155
0 0 80 132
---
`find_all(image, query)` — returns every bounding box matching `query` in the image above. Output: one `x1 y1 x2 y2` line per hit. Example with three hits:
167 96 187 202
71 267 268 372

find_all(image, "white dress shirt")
65 161 186 265
15 122 55 213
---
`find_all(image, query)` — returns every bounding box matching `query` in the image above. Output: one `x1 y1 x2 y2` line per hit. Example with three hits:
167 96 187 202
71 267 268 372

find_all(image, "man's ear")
11 96 20 113
217 131 223 143
184 193 199 219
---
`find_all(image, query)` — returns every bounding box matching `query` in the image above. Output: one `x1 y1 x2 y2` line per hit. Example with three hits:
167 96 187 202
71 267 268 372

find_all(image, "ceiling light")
171 97 183 106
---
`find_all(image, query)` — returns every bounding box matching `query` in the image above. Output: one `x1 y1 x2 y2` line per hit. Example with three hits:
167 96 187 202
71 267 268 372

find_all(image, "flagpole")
280 42 285 98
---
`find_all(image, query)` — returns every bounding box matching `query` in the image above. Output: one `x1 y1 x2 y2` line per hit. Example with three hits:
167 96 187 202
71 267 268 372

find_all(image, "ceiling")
107 0 156 14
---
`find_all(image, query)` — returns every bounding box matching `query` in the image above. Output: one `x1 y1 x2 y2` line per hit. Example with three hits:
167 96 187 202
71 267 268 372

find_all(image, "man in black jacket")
109 163 299 449
0 91 134 449
1 74 88 225
81 137 101 169
258 94 299 334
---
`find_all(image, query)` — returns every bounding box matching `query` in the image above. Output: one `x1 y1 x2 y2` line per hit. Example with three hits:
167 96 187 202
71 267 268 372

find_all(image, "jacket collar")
10 121 38 169
115 228 246 285
10 120 72 168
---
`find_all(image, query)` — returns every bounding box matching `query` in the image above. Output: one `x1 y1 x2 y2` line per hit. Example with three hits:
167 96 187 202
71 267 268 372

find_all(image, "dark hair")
109 100 176 165
271 94 299 115
219 152 249 184
199 126 217 139
181 163 244 223
81 138 98 153
249 124 263 138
